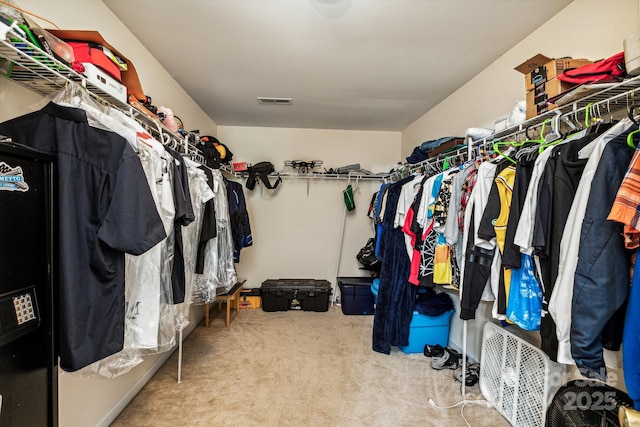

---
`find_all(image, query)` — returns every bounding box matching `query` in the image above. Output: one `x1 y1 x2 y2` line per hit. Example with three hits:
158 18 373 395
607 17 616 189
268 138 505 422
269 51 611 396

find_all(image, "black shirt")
0 102 166 371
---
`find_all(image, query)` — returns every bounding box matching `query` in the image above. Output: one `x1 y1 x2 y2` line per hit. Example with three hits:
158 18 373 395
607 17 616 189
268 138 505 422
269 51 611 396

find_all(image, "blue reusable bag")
506 253 543 331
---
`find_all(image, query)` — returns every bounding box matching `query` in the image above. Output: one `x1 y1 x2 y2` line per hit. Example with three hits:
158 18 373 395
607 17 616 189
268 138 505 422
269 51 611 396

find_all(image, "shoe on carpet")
453 363 480 386
423 344 445 358
430 348 463 370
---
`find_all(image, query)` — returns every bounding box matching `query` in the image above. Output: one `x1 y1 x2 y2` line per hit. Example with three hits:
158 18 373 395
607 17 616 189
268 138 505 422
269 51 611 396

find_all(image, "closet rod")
231 172 386 181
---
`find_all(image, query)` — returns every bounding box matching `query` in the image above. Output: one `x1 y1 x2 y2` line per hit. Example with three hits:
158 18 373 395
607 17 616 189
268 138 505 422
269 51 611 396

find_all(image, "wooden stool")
205 281 244 328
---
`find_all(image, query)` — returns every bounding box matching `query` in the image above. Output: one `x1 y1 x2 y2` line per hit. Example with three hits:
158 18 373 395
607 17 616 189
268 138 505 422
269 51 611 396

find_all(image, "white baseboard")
96 307 204 427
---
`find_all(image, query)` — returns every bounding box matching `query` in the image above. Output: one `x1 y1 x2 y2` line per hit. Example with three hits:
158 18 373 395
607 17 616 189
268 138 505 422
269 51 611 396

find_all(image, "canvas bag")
557 52 626 84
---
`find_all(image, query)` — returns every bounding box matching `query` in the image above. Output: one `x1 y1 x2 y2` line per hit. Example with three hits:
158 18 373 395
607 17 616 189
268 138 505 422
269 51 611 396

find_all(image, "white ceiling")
103 0 573 132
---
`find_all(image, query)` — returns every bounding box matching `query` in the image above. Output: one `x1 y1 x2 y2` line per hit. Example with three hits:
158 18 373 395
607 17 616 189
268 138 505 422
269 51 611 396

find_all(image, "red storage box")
67 41 122 81
48 30 146 100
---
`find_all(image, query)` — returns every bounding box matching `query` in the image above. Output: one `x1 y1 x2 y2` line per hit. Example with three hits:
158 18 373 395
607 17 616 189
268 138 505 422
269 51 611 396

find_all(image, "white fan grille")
480 322 564 427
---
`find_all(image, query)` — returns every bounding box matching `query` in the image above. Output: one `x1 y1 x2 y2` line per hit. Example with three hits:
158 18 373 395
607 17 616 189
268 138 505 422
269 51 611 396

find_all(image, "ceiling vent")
257 97 292 105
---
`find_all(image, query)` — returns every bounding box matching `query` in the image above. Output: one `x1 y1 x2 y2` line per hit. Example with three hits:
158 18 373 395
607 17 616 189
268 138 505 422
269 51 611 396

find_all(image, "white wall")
5 0 634 423
402 0 639 157
1 1 219 426
217 126 399 292
3 0 218 135
401 0 639 363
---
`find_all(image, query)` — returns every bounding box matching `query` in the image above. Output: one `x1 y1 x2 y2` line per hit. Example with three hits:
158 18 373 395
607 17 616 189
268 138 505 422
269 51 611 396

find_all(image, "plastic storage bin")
399 309 454 354
261 279 331 312
337 277 375 315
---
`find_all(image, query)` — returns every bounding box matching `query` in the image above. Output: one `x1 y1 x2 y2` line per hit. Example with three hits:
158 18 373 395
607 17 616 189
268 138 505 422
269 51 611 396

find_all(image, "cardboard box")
48 29 146 100
81 62 127 103
515 54 593 91
525 78 575 119
239 288 261 309
239 295 261 309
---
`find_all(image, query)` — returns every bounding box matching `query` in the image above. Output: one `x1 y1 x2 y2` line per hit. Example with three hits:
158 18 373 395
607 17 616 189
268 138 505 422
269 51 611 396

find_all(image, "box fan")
479 322 565 427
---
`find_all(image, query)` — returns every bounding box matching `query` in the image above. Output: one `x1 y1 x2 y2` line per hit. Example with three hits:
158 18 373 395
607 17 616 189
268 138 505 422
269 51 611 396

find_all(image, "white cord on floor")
428 397 493 427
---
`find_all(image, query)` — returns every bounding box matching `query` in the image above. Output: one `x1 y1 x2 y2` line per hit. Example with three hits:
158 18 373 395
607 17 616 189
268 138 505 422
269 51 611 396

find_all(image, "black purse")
245 161 282 190
356 238 381 272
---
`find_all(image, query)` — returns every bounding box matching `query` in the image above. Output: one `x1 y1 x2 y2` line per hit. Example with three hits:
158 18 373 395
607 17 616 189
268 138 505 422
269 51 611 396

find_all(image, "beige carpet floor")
110 306 510 427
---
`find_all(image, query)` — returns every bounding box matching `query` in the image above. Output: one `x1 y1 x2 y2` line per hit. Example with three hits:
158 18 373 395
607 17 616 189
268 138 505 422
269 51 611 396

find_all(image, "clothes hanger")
537 114 568 153
627 104 640 148
52 81 106 113
492 138 517 164
494 118 552 160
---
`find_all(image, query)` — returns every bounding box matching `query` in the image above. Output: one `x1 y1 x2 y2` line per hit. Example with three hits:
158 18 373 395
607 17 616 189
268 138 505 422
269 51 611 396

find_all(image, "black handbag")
245 161 281 190
357 238 381 271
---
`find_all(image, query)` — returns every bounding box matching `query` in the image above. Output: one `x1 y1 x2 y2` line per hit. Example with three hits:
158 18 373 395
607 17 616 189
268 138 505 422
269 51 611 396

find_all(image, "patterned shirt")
458 160 480 232
608 148 640 249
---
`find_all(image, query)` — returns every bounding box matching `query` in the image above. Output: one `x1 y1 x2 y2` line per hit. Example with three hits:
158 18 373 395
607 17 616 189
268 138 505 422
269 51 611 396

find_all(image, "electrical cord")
0 0 61 29
428 397 493 427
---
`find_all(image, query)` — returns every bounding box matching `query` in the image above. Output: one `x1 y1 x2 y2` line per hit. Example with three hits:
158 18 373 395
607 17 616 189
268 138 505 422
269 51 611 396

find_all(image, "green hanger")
628 105 640 148
492 139 517 164
627 128 640 148
537 115 565 153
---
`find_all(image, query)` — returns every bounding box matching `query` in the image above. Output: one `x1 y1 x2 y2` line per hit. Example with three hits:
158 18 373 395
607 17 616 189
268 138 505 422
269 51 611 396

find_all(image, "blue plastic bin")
399 309 454 354
371 279 380 303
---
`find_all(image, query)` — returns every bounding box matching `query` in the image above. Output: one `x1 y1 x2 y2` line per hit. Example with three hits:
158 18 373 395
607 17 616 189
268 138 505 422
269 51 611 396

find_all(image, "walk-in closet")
2 1 640 426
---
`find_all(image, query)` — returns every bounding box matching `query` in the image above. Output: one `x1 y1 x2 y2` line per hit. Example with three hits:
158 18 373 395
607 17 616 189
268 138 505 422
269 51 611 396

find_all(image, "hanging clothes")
166 147 196 304
175 162 214 329
0 102 167 372
403 175 430 286
84 134 178 379
610 151 640 407
373 182 392 258
550 118 635 371
501 147 538 269
623 248 640 409
459 160 502 320
479 164 516 316
372 175 416 354
416 173 445 287
433 170 458 285
444 162 475 289
567 124 635 379
225 179 253 263
193 169 237 301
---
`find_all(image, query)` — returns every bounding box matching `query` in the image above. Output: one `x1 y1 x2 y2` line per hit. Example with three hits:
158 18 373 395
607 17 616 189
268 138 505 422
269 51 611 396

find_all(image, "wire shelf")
0 21 205 165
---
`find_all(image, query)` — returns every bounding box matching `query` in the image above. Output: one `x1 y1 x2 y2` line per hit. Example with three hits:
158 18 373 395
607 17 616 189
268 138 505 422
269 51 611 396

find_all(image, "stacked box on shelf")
515 54 593 119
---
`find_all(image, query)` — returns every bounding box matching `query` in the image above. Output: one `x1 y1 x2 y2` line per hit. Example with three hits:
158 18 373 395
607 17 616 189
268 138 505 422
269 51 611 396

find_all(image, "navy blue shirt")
0 102 166 371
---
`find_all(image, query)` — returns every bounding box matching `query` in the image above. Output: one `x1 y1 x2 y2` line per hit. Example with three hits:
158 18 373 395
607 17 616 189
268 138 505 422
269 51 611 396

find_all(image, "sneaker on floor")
430 348 463 370
453 363 480 386
423 344 445 358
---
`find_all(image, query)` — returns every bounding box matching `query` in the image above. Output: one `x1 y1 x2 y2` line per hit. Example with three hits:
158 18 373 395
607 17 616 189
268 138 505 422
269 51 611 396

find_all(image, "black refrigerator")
0 143 56 427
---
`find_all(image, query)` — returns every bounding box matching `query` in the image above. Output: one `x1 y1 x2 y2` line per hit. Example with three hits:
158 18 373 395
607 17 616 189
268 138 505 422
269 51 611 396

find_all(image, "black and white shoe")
430 348 463 370
453 363 480 386
423 344 445 358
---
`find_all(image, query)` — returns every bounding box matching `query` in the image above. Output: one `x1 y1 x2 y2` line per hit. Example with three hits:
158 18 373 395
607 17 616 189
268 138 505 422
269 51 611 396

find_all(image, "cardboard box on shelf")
48 29 146 101
525 78 576 119
515 54 593 91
